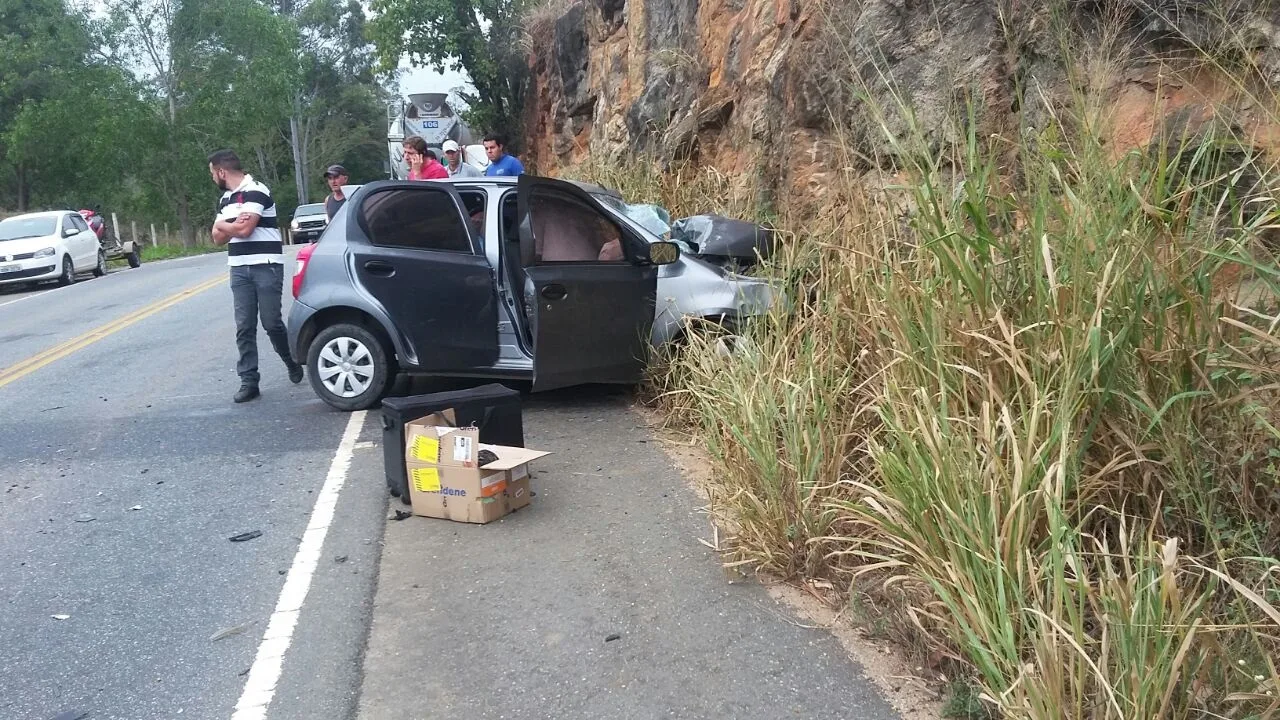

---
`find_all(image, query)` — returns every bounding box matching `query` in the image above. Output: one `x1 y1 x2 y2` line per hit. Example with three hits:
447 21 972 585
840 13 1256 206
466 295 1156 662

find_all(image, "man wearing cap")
442 140 481 178
323 164 349 220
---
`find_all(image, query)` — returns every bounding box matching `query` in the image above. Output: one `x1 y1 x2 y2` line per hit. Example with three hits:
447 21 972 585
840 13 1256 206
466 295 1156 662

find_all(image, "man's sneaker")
234 385 261 403
288 363 304 384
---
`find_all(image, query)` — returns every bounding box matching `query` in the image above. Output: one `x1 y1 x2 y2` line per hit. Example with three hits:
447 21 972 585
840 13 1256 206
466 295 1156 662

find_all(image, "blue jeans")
230 263 293 386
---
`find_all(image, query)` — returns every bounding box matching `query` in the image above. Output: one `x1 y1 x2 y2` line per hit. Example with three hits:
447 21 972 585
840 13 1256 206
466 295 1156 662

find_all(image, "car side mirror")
63 228 77 237
648 241 680 266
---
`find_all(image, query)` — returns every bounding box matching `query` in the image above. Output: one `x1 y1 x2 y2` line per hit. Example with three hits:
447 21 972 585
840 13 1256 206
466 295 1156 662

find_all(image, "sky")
80 0 477 101
397 59 473 99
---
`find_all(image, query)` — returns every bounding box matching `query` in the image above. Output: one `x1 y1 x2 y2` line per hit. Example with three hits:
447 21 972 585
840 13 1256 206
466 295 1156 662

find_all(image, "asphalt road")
0 250 898 720
0 250 387 720
358 390 901 720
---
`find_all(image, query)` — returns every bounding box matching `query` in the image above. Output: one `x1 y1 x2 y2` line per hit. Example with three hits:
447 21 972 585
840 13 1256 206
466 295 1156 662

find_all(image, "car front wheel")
307 323 393 411
57 256 75 286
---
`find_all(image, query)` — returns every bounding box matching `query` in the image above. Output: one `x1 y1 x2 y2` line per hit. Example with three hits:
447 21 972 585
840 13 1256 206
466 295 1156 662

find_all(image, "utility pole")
290 106 307 206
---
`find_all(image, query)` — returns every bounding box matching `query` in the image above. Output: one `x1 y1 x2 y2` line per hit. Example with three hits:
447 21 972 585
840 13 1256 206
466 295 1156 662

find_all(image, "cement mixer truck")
387 93 488 178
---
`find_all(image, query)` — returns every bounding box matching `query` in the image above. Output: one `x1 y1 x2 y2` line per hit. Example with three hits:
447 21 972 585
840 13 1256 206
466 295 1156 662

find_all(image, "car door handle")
540 283 567 301
364 260 395 277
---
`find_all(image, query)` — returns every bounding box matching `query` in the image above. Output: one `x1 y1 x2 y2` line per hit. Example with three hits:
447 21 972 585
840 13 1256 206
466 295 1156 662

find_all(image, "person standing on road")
323 164 349 220
442 140 481 178
403 136 448 180
208 149 305 404
483 133 525 177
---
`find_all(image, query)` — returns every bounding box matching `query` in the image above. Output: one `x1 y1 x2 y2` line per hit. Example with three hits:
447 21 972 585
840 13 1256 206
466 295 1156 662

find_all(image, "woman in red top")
403 136 449 180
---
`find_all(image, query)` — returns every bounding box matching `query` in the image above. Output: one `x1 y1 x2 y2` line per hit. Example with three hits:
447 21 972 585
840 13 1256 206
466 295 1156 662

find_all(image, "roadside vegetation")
139 244 214 263
125 243 222 264
568 11 1280 720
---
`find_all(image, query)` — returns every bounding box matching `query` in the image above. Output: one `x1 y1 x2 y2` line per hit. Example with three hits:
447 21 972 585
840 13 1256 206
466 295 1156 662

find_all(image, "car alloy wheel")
307 322 393 411
93 251 107 277
58 256 75 286
317 335 375 398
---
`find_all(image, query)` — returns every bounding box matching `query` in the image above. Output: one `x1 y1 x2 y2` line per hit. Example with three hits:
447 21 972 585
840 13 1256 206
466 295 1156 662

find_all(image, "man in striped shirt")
209 149 304 403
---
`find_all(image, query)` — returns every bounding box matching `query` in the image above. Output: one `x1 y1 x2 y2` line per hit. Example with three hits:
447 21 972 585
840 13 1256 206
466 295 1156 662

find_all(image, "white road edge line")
0 287 55 309
231 410 368 720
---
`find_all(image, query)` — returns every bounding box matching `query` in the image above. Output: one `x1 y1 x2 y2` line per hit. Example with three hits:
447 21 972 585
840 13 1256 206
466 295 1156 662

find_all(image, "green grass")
108 243 223 266
141 243 222 262
589 27 1280 720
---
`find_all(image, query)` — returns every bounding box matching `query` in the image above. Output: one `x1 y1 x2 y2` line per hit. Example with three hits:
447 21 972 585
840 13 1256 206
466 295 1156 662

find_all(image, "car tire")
57 256 75 286
307 323 393 412
127 247 142 268
92 250 107 277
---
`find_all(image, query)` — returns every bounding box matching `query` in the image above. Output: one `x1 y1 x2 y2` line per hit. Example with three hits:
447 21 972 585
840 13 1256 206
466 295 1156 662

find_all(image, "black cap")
323 164 348 178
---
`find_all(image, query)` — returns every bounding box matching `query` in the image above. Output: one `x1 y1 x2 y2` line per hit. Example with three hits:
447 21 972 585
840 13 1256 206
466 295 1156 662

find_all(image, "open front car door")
517 175 671 391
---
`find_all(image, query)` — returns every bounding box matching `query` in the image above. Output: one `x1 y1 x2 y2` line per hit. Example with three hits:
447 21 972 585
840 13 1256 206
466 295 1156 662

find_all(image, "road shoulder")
355 390 900 719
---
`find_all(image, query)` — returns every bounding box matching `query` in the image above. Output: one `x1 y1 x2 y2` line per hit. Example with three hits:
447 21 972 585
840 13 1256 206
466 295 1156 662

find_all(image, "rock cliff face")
524 0 1280 211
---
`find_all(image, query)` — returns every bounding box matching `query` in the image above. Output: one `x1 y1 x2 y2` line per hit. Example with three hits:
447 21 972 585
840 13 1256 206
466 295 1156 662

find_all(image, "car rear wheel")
57 256 75 286
92 250 107 277
307 323 393 411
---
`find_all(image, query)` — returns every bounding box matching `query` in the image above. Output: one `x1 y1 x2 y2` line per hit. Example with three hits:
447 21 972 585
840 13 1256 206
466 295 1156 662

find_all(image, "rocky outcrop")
525 0 1280 211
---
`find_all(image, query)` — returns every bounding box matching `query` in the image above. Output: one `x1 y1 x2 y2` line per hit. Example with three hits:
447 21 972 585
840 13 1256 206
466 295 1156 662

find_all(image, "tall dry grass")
571 29 1280 720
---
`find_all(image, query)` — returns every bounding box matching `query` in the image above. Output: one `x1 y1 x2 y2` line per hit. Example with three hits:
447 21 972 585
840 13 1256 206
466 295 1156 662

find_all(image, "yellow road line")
0 273 226 390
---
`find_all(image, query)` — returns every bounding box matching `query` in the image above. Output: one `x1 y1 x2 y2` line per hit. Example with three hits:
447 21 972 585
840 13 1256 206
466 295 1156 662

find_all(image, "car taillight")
293 243 316 298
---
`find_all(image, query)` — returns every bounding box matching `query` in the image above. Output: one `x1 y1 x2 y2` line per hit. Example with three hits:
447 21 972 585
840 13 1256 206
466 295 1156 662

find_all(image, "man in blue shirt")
483 133 525 176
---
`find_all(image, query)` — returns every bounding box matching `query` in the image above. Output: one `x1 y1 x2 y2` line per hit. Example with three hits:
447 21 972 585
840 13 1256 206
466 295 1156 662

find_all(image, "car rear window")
360 188 472 253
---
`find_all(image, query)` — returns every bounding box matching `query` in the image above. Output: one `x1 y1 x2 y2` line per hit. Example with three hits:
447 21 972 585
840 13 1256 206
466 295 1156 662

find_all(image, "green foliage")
368 0 529 147
943 682 993 719
0 0 389 245
292 0 393 199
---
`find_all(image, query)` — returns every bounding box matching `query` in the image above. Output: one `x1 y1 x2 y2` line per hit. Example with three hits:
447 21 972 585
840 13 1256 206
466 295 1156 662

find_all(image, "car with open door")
286 175 771 411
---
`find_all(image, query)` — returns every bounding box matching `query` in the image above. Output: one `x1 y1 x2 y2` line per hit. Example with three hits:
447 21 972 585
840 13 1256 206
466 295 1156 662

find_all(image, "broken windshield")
590 194 672 238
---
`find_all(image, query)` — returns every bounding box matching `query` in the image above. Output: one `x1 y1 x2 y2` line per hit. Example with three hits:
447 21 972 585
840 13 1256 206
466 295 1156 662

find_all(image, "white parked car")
0 211 107 287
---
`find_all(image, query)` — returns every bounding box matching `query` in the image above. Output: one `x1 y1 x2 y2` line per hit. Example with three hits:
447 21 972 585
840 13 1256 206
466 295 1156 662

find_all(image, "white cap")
441 140 460 153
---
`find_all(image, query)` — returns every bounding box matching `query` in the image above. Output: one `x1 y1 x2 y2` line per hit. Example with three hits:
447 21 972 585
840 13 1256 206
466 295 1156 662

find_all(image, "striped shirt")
218 175 283 266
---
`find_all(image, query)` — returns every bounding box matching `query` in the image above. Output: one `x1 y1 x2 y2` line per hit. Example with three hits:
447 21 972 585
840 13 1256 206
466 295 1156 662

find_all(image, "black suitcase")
380 384 524 504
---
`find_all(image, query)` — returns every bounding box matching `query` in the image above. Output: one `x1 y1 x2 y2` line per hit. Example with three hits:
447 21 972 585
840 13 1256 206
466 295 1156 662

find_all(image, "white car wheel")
317 336 375 398
57 256 75 286
306 322 394 411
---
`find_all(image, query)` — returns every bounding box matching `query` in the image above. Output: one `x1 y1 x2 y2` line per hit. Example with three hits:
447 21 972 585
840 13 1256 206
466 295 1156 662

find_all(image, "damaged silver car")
287 175 776 411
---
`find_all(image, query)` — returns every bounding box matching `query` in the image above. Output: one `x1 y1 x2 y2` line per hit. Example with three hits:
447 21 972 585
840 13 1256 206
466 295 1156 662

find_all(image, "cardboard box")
404 419 548 524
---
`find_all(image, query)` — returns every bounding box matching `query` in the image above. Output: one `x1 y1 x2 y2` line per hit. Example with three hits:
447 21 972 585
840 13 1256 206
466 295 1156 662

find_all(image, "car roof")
1 210 70 221
432 175 623 198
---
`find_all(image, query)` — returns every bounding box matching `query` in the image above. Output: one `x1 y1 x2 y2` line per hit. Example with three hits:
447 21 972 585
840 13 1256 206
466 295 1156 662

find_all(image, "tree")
286 0 393 202
105 0 300 244
368 0 529 148
0 0 96 209
0 0 387 233
5 64 159 212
